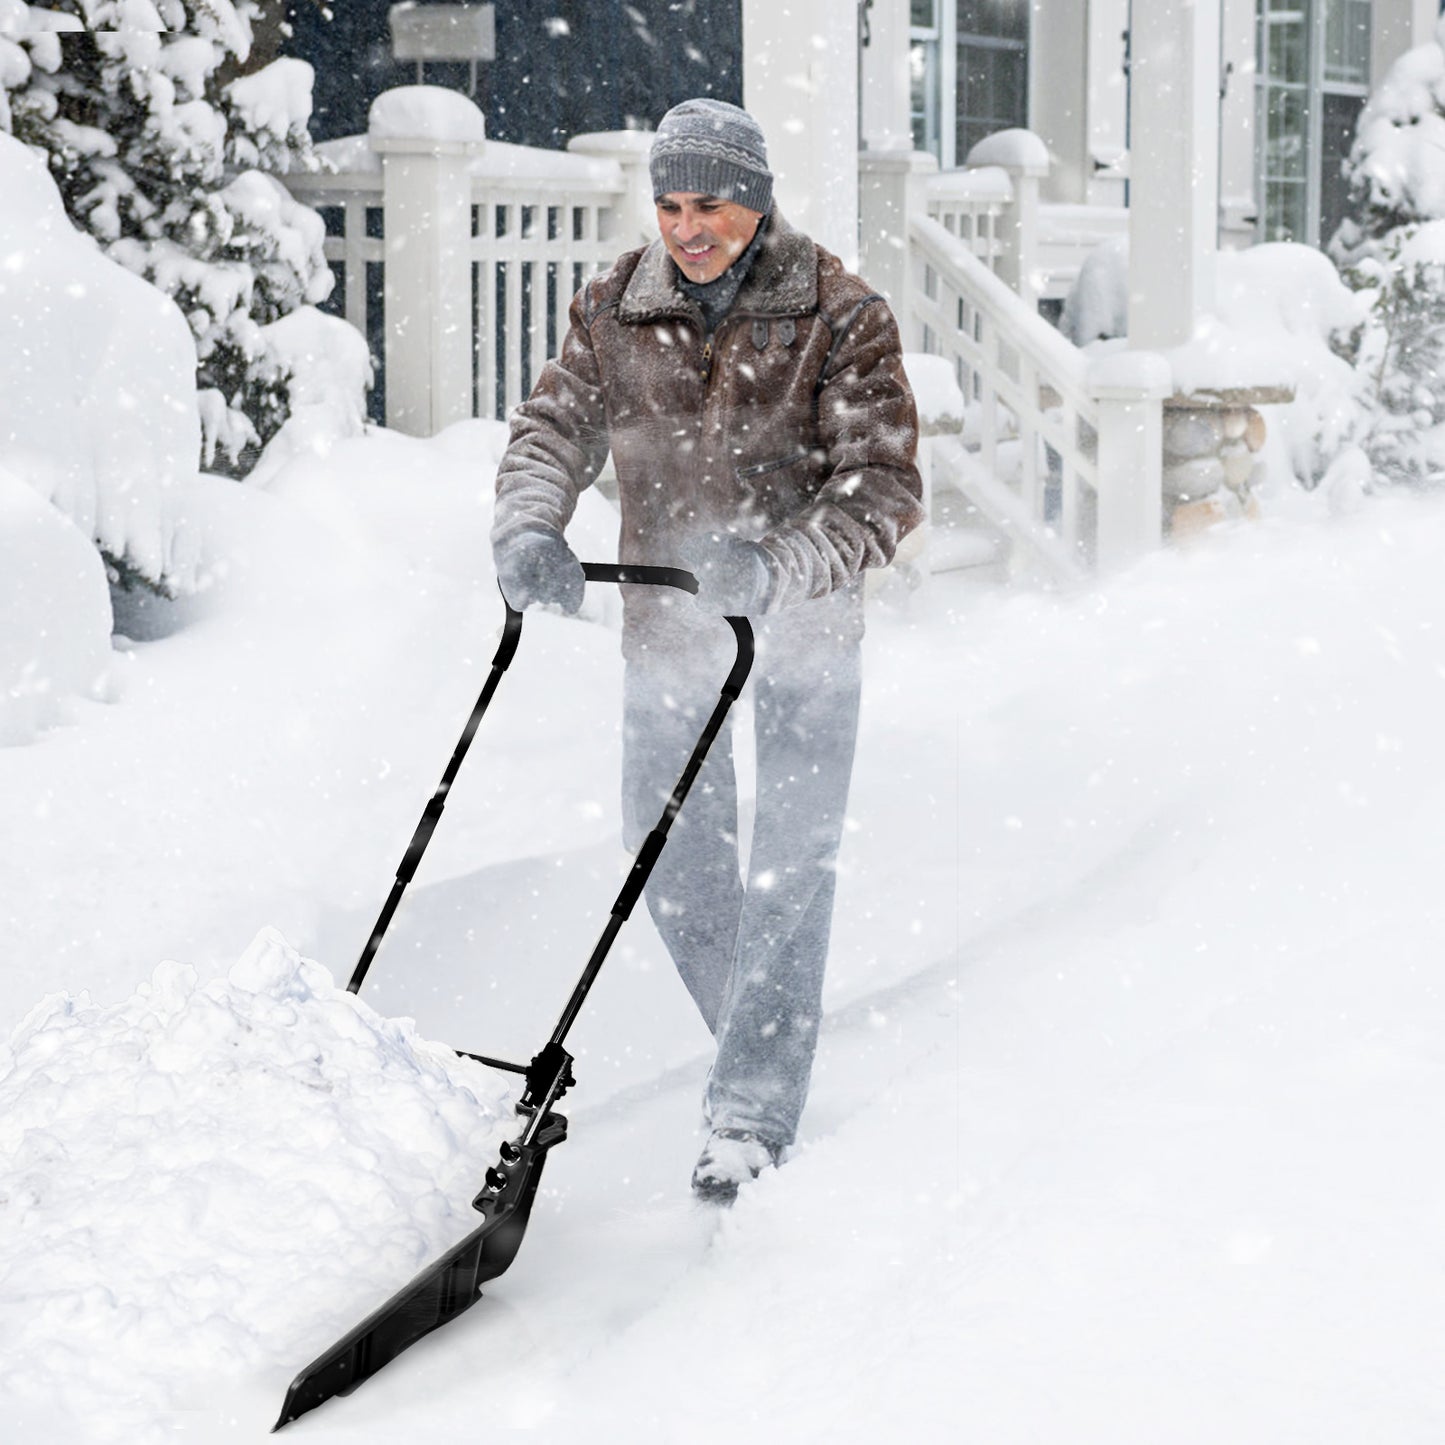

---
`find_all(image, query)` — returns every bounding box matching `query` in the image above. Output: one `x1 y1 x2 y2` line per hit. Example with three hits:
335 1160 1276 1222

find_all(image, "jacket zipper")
700 335 714 384
736 450 809 480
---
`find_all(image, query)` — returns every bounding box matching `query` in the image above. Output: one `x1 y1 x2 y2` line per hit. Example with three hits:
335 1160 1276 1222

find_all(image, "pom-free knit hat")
649 98 773 214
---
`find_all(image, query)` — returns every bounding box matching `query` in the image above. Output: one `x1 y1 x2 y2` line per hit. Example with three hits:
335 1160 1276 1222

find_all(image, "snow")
926 164 1013 205
5 396 1445 1439
901 351 964 433
320 125 626 188
0 464 113 744
0 930 512 1433
368 84 487 147
226 57 315 147
963 126 1050 174
244 305 372 489
1085 346 1172 396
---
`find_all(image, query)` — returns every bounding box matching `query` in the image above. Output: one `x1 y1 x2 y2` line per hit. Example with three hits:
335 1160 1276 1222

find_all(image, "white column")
858 148 936 310
1127 0 1221 349
1085 0 1130 206
1030 0 1090 203
1218 0 1259 248
371 90 486 437
1089 351 1172 570
741 0 859 265
859 0 912 154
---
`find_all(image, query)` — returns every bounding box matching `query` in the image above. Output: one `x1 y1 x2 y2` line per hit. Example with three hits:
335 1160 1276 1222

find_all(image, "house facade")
895 0 1442 251
276 1 1445 574
287 3 1442 258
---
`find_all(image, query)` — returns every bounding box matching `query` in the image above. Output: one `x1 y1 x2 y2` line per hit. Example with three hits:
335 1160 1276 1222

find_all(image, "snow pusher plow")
274 564 753 1430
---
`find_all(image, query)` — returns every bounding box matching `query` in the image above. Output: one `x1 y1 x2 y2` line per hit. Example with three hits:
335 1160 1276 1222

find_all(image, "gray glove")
682 534 775 616
493 527 585 614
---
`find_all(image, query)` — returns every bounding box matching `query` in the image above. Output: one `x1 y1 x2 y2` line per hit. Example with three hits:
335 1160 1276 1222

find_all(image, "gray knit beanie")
649 98 773 214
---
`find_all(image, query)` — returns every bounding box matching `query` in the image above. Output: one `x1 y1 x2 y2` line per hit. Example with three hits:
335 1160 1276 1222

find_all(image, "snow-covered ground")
5 410 1445 1442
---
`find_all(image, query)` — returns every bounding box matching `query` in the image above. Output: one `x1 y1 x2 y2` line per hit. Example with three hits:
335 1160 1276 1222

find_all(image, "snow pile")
1058 231 1128 346
0 466 113 744
244 305 373 488
902 351 964 433
369 84 487 146
0 928 514 1431
0 131 203 590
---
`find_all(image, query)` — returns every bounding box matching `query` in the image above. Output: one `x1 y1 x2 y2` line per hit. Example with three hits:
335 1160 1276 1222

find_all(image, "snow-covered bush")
1058 236 1368 491
0 1 365 479
1333 225 1445 486
1329 17 1445 486
0 130 203 595
1332 17 1445 266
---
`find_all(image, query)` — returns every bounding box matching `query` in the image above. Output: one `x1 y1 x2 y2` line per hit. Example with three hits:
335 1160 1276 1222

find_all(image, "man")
491 98 922 1202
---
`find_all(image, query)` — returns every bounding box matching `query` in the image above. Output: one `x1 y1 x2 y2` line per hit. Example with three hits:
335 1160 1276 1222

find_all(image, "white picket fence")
284 125 653 431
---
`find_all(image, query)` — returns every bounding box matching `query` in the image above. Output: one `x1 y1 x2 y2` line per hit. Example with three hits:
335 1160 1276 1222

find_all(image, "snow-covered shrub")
1333 224 1445 486
1057 237 1368 491
0 130 203 594
0 1 364 480
1058 233 1128 347
1331 17 1445 267
1328 17 1445 487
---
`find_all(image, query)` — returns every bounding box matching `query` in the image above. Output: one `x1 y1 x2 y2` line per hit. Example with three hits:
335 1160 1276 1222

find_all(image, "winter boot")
691 1128 782 1203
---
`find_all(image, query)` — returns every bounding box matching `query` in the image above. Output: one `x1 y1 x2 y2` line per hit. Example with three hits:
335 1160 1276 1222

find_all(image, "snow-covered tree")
1330 17 1445 486
1 0 357 479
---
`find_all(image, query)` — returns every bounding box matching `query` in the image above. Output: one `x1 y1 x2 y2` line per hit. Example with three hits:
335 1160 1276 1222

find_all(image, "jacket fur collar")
617 209 819 325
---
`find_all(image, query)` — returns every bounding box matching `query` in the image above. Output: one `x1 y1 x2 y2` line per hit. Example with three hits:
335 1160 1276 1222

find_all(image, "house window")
955 1 1030 164
910 0 942 157
911 0 1030 170
1256 0 1372 247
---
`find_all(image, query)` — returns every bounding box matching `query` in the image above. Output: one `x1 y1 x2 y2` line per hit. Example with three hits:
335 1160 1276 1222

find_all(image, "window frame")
1255 0 1372 246
911 0 1031 170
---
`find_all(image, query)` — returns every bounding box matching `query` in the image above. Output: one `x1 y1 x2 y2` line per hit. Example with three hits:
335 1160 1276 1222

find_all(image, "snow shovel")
273 563 753 1430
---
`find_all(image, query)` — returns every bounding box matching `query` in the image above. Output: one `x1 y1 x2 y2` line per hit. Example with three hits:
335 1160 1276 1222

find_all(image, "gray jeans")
622 635 861 1147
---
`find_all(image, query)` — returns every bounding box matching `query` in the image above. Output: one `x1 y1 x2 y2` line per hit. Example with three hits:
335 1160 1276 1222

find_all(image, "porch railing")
923 165 1012 271
908 212 1167 576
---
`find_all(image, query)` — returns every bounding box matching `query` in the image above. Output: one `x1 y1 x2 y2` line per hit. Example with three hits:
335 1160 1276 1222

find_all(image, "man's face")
655 192 763 285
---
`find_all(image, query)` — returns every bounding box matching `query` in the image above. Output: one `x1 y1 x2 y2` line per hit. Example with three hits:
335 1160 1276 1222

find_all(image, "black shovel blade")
273 1116 566 1431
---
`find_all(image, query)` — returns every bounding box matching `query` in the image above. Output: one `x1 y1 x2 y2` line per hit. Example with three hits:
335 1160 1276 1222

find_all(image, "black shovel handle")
347 563 752 994
581 561 698 593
